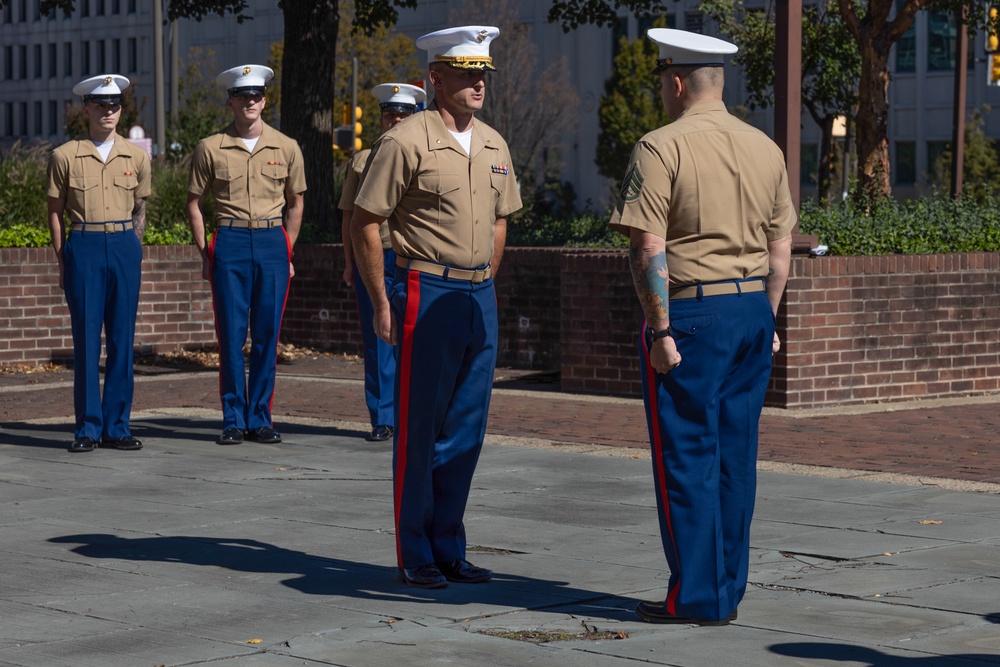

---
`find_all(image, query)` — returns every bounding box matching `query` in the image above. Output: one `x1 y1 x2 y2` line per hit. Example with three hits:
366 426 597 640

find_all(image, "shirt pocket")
113 173 138 214
68 177 99 220
215 166 245 201
260 162 288 201
416 173 462 225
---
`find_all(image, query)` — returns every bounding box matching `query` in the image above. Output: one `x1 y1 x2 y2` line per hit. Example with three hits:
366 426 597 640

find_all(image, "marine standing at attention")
47 74 150 453
610 29 794 625
186 64 306 446
351 26 522 589
339 82 426 443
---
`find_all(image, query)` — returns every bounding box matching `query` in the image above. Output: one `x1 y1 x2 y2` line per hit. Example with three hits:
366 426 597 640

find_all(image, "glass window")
49 99 57 135
895 141 916 185
3 102 12 136
127 37 136 74
81 0 89 17
112 0 120 14
48 43 56 78
18 44 26 79
19 101 27 135
928 12 956 72
800 143 819 184
33 44 41 78
895 15 915 72
96 39 105 72
127 0 136 14
3 46 11 80
112 39 121 72
18 0 25 22
96 0 104 16
3 4 11 22
927 140 949 176
63 42 72 78
34 100 42 135
33 0 40 20
82 41 90 76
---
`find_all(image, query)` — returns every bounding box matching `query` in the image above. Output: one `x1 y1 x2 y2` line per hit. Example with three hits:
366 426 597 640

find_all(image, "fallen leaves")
919 519 943 525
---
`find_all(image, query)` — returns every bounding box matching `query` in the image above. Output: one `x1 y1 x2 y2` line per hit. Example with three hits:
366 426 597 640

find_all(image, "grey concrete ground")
2 403 999 667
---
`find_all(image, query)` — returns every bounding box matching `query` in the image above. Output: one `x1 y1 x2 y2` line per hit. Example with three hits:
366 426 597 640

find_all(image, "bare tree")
452 0 580 195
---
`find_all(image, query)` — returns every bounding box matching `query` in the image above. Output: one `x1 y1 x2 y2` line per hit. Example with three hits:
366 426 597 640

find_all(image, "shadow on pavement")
770 641 1000 666
47 533 627 615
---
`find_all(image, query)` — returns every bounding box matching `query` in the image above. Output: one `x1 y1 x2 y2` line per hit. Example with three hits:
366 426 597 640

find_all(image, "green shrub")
0 142 49 231
144 159 198 245
800 194 1000 255
0 223 51 248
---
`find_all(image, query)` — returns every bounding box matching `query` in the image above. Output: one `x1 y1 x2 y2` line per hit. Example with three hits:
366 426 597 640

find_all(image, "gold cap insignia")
242 66 252 76
476 30 489 43
103 76 112 85
392 85 400 93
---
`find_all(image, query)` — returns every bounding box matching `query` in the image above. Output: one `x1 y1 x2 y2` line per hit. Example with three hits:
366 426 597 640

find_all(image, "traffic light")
988 6 1000 86
333 105 364 152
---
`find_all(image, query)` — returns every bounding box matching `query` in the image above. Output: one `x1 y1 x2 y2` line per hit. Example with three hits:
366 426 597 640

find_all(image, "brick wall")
3 246 999 410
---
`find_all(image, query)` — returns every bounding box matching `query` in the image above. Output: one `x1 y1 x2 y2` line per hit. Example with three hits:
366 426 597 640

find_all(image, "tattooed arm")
628 227 681 373
132 197 147 241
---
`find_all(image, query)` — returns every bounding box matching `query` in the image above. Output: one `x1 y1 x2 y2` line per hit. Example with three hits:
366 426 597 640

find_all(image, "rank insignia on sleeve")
491 164 509 175
620 163 644 202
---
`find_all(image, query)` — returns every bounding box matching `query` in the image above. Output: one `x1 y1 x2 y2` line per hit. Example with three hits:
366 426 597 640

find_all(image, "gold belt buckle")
104 222 117 233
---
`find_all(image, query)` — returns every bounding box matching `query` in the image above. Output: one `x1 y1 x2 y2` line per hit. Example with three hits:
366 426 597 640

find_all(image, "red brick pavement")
3 355 999 485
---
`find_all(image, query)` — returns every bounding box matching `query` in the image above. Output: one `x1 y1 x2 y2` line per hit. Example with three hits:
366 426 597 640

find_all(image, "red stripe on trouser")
641 320 681 615
393 270 421 567
208 231 222 406
267 228 293 416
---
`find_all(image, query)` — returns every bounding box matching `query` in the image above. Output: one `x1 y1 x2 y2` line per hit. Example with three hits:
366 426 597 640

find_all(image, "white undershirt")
93 139 115 163
241 136 260 153
449 128 473 155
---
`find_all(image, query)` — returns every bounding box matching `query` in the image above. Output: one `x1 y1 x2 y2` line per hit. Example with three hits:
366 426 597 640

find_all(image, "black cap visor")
84 95 123 105
228 86 266 98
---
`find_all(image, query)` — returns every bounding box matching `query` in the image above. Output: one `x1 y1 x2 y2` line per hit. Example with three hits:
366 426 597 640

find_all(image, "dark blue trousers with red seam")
389 265 497 569
352 248 396 429
208 225 291 432
638 288 774 622
62 228 142 441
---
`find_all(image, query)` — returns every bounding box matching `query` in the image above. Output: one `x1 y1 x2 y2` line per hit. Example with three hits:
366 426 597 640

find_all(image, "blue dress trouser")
62 229 142 441
208 225 291 431
390 265 497 569
352 248 396 428
638 288 774 622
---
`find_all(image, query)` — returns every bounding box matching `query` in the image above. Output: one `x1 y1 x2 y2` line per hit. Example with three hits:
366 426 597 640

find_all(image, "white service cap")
415 25 499 71
73 74 130 103
647 28 737 74
216 64 274 96
371 83 426 113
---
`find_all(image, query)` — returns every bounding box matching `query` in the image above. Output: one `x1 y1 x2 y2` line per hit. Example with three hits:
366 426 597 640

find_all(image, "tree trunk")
280 1 338 240
854 40 892 201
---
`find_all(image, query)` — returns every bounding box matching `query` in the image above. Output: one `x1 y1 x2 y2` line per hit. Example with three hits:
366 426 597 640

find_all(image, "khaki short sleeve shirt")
189 123 307 221
47 134 152 223
339 148 390 248
354 106 522 268
610 100 796 285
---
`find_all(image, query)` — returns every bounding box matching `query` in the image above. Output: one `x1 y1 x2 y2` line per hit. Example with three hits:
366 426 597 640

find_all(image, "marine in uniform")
186 64 307 446
339 82 425 443
609 29 794 625
46 74 151 453
351 26 522 589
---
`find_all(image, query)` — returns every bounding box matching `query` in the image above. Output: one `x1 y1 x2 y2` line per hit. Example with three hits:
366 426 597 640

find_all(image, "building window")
81 0 89 17
48 42 56 78
3 102 12 136
127 0 135 14
96 0 104 16
127 37 136 74
112 0 120 14
684 12 704 33
33 0 41 20
3 46 12 80
800 143 819 184
49 99 57 135
96 39 105 72
894 141 916 185
63 42 72 78
3 4 11 22
112 39 121 72
926 140 949 177
18 0 26 22
19 101 27 135
895 20 915 72
18 44 27 79
34 100 42 135
33 44 41 78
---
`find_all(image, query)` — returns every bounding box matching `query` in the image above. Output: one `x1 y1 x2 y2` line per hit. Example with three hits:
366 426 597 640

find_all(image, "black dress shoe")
636 600 731 626
435 558 492 583
397 563 448 589
216 428 244 445
103 436 143 450
247 426 282 444
68 437 97 453
366 425 393 442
